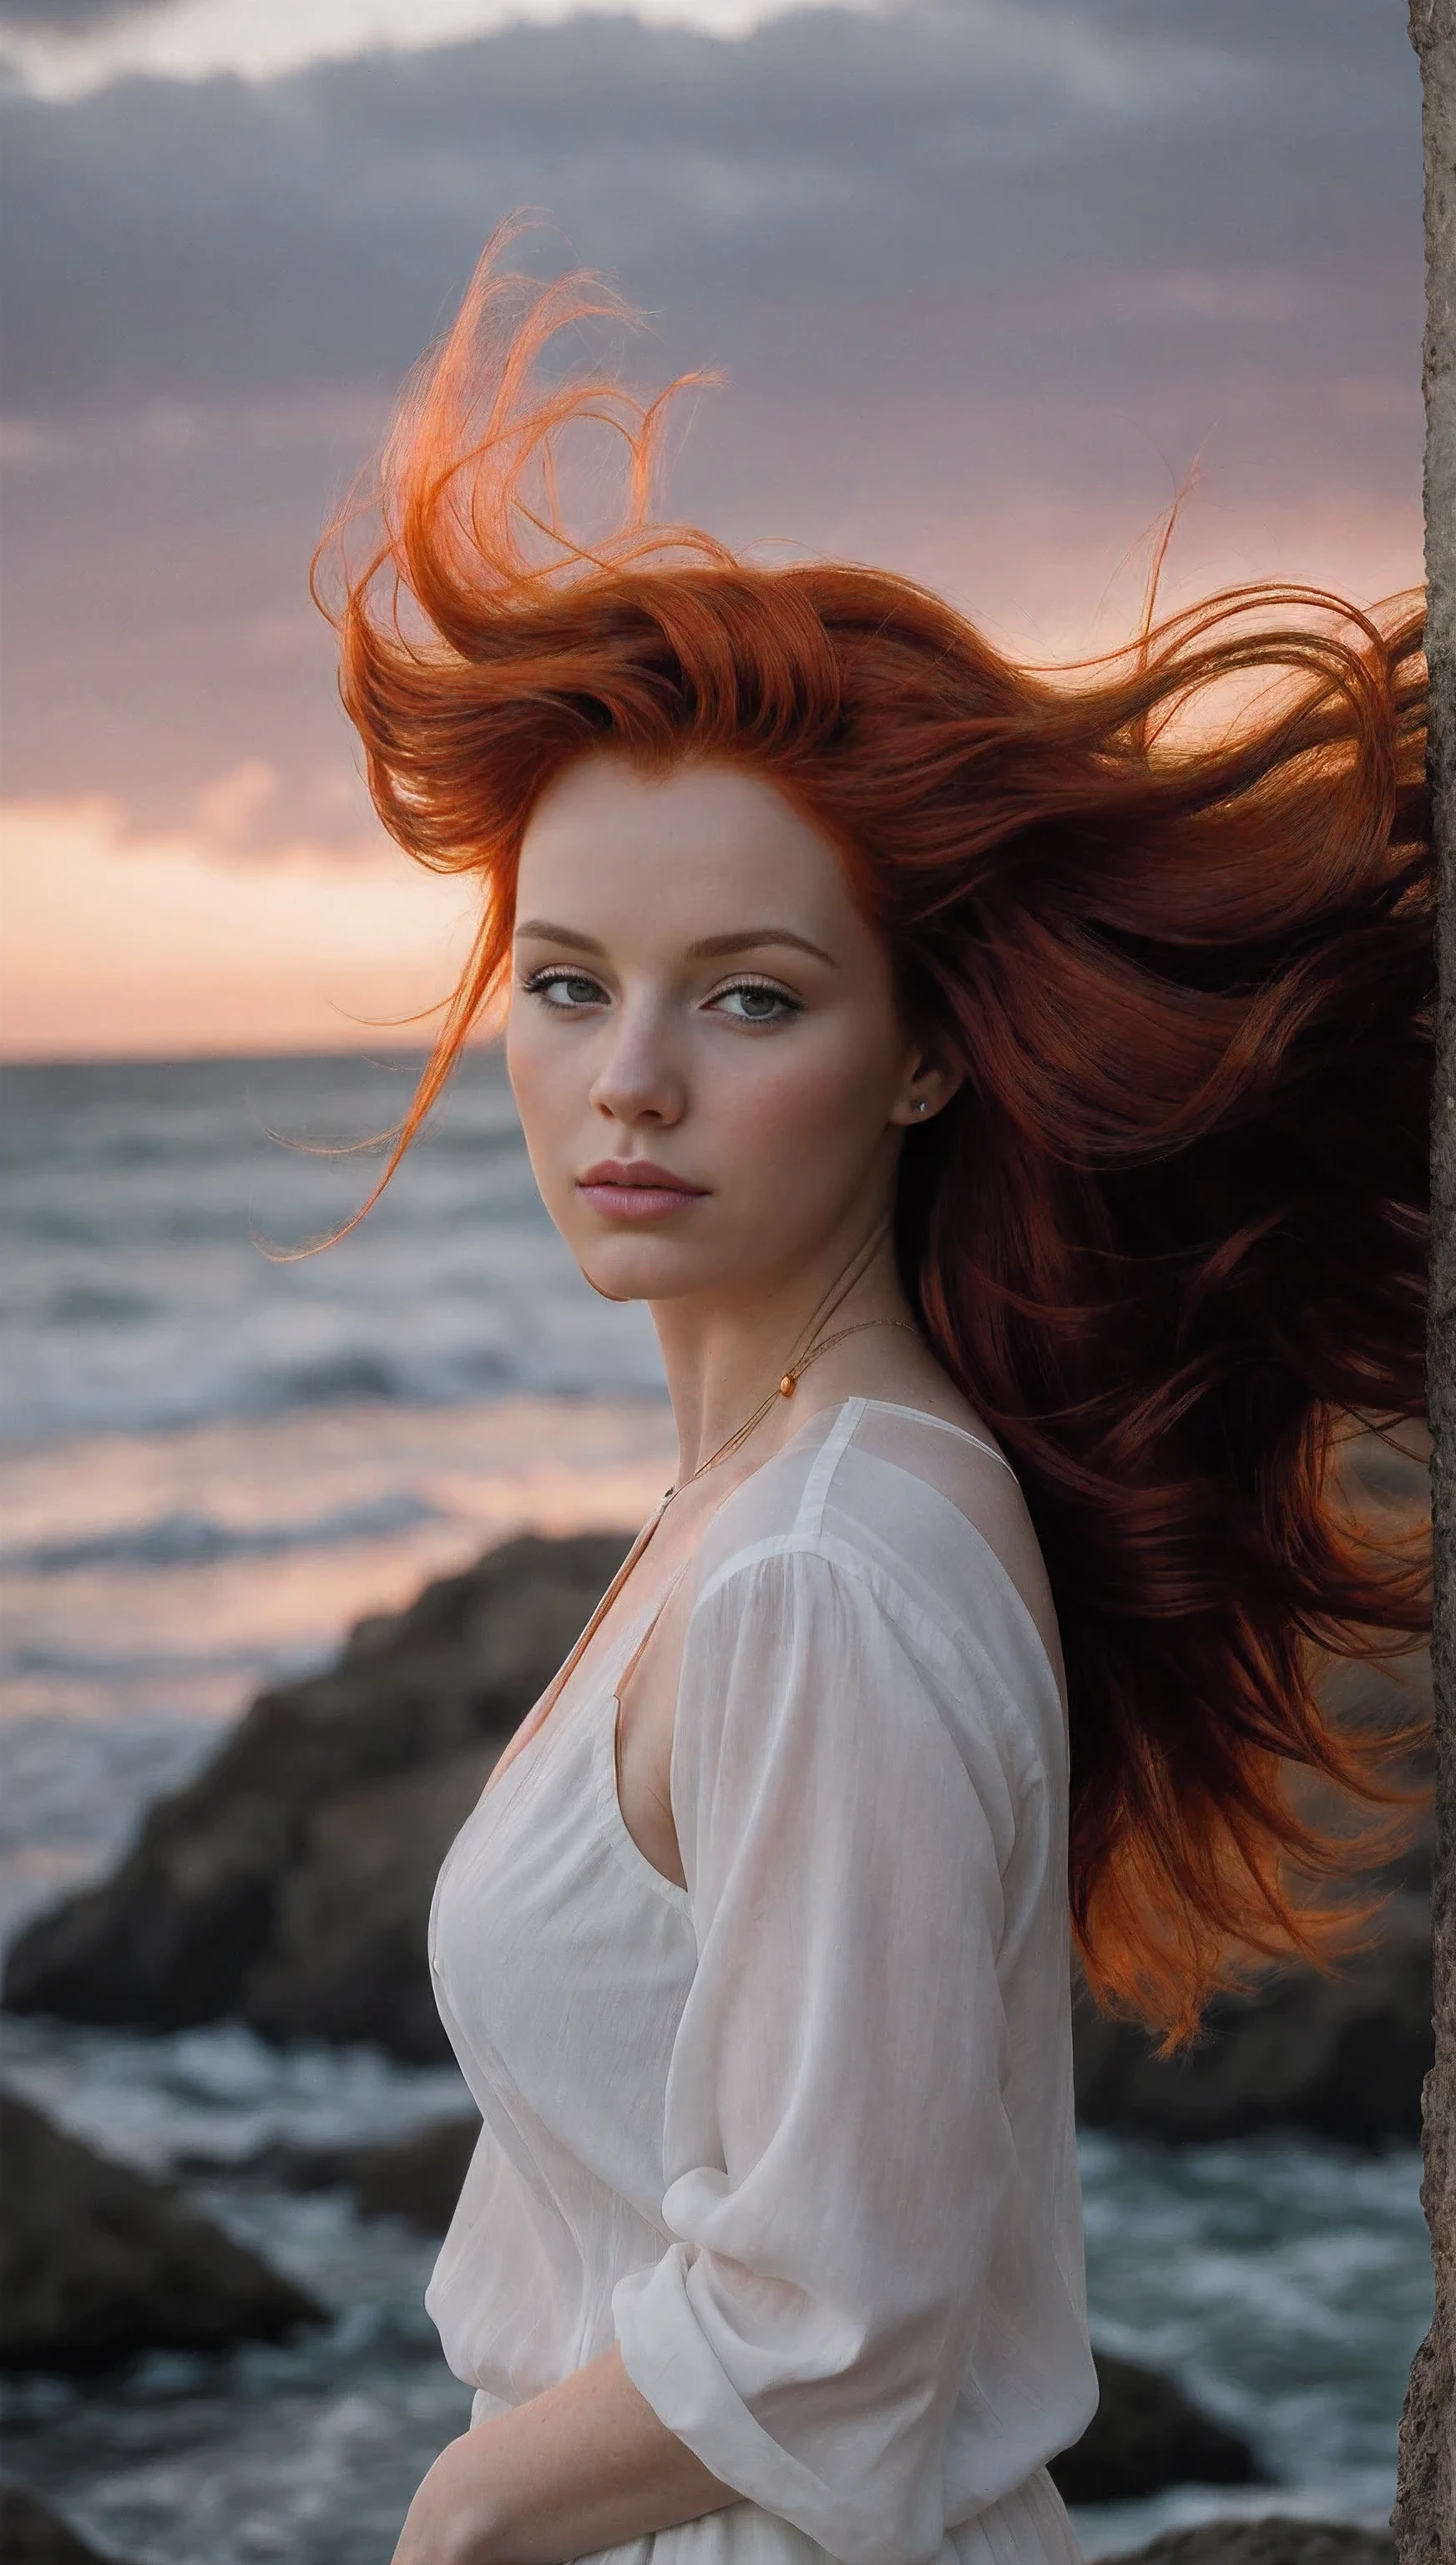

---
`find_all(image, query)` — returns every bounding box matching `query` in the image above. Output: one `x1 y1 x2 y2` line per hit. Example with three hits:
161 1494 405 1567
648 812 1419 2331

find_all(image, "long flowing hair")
318 230 1431 2041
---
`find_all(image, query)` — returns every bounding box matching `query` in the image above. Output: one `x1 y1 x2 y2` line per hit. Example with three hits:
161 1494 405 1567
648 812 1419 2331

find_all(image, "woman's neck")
649 1219 917 1487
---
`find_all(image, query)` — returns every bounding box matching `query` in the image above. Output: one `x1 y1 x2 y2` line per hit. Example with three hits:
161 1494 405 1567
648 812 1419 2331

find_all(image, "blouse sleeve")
611 1539 1031 2565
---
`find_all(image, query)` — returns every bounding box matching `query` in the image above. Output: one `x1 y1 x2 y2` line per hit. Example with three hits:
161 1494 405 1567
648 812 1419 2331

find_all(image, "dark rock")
242 1753 497 2060
1104 2524 1393 2565
0 2092 323 2372
211 2115 481 2234
348 2116 478 2227
1074 1895 1433 2148
0 2482 123 2565
1050 2351 1261 2505
3 1533 630 2043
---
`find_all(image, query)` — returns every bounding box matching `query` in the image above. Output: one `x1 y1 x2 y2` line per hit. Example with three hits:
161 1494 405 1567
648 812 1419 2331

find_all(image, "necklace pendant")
779 1374 796 1397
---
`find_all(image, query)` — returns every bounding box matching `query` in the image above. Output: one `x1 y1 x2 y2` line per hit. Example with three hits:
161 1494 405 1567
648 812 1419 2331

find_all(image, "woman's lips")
576 1161 709 1222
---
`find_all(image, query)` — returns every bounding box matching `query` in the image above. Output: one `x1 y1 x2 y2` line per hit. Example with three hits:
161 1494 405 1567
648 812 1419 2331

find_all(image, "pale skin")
390 752 1049 2565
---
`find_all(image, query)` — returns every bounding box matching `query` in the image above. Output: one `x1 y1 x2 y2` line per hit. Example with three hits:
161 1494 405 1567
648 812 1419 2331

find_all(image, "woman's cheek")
723 1029 888 1198
504 1024 579 1218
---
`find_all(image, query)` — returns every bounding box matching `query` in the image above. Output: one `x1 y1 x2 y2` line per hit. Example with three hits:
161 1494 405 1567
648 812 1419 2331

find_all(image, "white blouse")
426 1398 1095 2565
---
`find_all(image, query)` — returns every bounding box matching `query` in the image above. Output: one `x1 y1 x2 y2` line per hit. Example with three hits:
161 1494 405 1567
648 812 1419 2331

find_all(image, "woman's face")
506 754 946 1311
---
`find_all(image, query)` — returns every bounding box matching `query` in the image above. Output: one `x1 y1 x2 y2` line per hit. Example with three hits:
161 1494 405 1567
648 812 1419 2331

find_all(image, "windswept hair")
319 227 1431 2041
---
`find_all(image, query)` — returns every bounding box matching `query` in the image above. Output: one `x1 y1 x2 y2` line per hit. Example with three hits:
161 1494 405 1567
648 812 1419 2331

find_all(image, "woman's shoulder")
692 1395 1064 1710
679 1397 1066 1803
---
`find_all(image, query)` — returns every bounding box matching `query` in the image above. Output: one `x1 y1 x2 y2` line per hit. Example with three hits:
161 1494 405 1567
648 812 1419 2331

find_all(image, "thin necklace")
665 1314 920 1502
498 1271 918 1765
664 1212 919 1502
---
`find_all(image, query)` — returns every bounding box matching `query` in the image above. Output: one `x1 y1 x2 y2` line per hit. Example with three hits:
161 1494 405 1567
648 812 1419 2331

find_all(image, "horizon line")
0 1036 501 1072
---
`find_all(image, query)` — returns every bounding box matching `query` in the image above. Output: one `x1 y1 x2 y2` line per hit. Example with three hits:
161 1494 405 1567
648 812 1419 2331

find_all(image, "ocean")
0 1052 1432 2563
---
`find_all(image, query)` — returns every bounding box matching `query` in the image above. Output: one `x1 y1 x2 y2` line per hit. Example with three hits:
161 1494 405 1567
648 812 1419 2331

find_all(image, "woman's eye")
526 969 606 1009
711 981 798 1026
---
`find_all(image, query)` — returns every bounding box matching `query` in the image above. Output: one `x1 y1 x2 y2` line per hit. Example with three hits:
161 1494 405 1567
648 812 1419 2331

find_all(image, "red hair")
319 231 1431 2041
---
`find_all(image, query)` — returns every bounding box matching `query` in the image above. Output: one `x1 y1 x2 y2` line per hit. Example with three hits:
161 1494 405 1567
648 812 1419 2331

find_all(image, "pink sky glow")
2 481 1423 1063
0 4 1425 1062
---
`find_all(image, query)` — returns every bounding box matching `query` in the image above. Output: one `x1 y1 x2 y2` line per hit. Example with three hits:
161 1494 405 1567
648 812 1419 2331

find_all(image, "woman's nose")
588 1002 685 1128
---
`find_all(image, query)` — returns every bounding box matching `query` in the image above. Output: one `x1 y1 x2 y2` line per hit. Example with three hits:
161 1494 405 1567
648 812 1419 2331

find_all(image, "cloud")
0 791 478 1059
0 1 1421 416
0 0 1426 865
0 0 175 33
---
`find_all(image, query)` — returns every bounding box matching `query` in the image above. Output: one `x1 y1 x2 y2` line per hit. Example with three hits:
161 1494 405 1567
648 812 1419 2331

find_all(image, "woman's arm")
390 2345 739 2565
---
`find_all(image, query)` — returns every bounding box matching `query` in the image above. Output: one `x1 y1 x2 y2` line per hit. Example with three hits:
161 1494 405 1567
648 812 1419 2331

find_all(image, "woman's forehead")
514 756 865 954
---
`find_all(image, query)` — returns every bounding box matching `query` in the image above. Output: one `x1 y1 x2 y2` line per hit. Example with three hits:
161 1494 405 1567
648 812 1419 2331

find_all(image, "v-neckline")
475 1391 1016 1814
475 1394 836 1809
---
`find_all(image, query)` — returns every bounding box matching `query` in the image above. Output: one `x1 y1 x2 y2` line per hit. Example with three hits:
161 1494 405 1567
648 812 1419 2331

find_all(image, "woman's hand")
389 2349 738 2565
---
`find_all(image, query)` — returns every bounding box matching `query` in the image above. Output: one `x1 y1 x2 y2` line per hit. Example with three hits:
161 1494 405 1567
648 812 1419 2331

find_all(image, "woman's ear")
891 1056 964 1127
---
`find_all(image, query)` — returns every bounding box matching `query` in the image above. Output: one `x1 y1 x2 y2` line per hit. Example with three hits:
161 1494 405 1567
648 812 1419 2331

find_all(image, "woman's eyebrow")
513 920 836 966
685 929 837 966
514 920 609 953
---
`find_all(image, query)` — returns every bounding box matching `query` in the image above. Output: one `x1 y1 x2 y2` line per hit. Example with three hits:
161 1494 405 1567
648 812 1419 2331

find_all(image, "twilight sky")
0 0 1427 1058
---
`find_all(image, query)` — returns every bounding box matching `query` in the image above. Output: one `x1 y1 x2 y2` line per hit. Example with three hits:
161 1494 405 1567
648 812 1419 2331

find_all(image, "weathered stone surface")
1050 2351 1261 2505
0 2482 123 2565
241 1752 497 2060
1074 1896 1433 2148
1105 2523 1393 2565
3 1533 630 2045
0 2092 323 2373
1396 21 1456 2557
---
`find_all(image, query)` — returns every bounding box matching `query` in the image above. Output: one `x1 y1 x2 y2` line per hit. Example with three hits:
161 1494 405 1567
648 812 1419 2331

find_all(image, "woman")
321 236 1429 2565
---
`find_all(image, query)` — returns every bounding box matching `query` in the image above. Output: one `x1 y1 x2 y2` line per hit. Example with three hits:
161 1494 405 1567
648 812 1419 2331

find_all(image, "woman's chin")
576 1243 724 1307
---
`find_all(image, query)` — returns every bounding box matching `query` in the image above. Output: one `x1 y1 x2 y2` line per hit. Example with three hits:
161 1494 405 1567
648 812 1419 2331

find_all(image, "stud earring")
914 1098 929 1116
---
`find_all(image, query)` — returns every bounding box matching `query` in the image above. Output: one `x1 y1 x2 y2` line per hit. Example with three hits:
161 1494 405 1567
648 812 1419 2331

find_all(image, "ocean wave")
7 1491 446 1578
0 2016 470 2173
0 1715 219 1857
0 1050 663 1448
0 1322 665 1446
36 1284 159 1330
265 1353 420 1408
268 1345 525 1409
3 1643 302 1681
